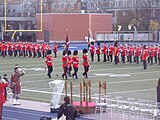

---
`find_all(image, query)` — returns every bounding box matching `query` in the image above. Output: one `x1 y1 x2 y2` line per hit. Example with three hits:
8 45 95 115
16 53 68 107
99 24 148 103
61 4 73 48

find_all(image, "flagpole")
88 28 90 50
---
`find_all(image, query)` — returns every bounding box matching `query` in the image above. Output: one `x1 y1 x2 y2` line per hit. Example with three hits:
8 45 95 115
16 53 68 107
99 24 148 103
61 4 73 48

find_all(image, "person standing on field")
45 50 53 78
142 45 148 70
0 76 8 120
10 65 25 105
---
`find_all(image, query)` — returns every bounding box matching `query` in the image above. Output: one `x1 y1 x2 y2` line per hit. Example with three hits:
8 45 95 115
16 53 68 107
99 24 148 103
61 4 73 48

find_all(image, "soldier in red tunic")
89 42 95 61
62 51 68 80
82 49 90 78
53 42 58 58
67 50 72 77
142 45 148 70
0 76 8 120
10 65 25 105
102 42 107 62
72 50 79 79
96 42 101 62
135 45 141 64
114 42 119 65
45 50 53 78
121 44 127 63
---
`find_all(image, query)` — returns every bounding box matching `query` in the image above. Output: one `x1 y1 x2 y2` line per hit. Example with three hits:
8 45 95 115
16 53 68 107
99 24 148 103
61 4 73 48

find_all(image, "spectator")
57 96 77 120
0 76 8 120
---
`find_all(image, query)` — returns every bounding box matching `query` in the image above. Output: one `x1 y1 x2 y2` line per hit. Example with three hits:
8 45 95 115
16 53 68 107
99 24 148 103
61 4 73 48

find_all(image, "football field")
0 51 160 103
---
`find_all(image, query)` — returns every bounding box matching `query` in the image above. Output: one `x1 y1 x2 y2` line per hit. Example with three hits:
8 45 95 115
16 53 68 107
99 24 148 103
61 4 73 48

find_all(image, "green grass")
1 52 159 103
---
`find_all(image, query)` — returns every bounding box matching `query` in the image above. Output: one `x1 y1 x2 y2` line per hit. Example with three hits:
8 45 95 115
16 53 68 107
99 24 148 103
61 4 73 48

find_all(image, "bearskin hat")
62 50 66 55
97 42 100 46
114 41 118 47
143 45 147 49
67 50 71 55
83 49 88 54
73 50 78 55
47 50 52 55
91 42 94 45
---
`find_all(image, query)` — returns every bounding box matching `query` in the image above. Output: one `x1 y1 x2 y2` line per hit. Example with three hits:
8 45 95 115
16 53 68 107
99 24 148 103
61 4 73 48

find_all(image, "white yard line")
4 109 49 117
2 117 20 120
108 88 155 94
22 88 155 98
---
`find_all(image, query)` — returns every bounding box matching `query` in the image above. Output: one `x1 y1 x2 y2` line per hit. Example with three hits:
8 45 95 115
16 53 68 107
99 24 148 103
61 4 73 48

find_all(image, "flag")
65 28 69 53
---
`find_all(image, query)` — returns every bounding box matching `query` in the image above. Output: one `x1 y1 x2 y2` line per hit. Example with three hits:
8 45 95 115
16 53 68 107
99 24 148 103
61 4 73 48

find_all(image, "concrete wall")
36 13 112 42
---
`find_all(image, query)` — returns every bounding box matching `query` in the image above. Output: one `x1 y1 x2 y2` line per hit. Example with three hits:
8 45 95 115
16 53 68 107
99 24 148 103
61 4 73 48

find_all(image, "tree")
149 20 159 31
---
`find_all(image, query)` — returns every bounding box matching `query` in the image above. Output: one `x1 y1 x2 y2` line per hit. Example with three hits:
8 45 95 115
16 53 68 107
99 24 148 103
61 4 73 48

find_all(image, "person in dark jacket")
57 96 77 120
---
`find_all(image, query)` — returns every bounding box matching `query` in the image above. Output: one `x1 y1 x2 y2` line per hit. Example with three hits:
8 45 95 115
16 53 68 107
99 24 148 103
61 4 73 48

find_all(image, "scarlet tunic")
72 56 79 68
142 49 148 60
68 56 72 67
103 44 107 54
45 55 53 66
114 47 119 56
0 82 8 104
129 47 133 56
121 47 126 56
53 44 58 52
135 47 141 56
82 55 90 66
96 46 101 54
158 49 160 58
90 45 94 54
150 48 154 57
62 56 68 68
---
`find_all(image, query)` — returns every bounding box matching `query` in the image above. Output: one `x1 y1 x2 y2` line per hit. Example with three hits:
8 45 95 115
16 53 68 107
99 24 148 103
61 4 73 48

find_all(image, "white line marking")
4 109 50 117
2 117 20 120
22 87 155 98
108 88 155 94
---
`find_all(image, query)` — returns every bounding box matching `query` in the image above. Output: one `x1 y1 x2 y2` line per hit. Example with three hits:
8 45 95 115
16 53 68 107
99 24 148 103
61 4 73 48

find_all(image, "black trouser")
158 58 160 65
150 56 153 65
29 51 32 57
97 54 100 62
122 55 125 63
114 56 118 65
107 55 110 61
91 53 94 61
129 55 132 63
134 56 136 62
54 51 57 58
83 66 89 78
47 66 53 78
103 54 106 62
33 51 37 58
68 66 72 77
23 50 26 57
155 56 157 63
42 52 45 58
38 52 41 58
14 50 17 57
143 60 147 69
148 56 151 63
109 54 113 62
72 67 78 79
62 67 68 79
18 50 21 56
136 56 139 64
1 51 5 57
